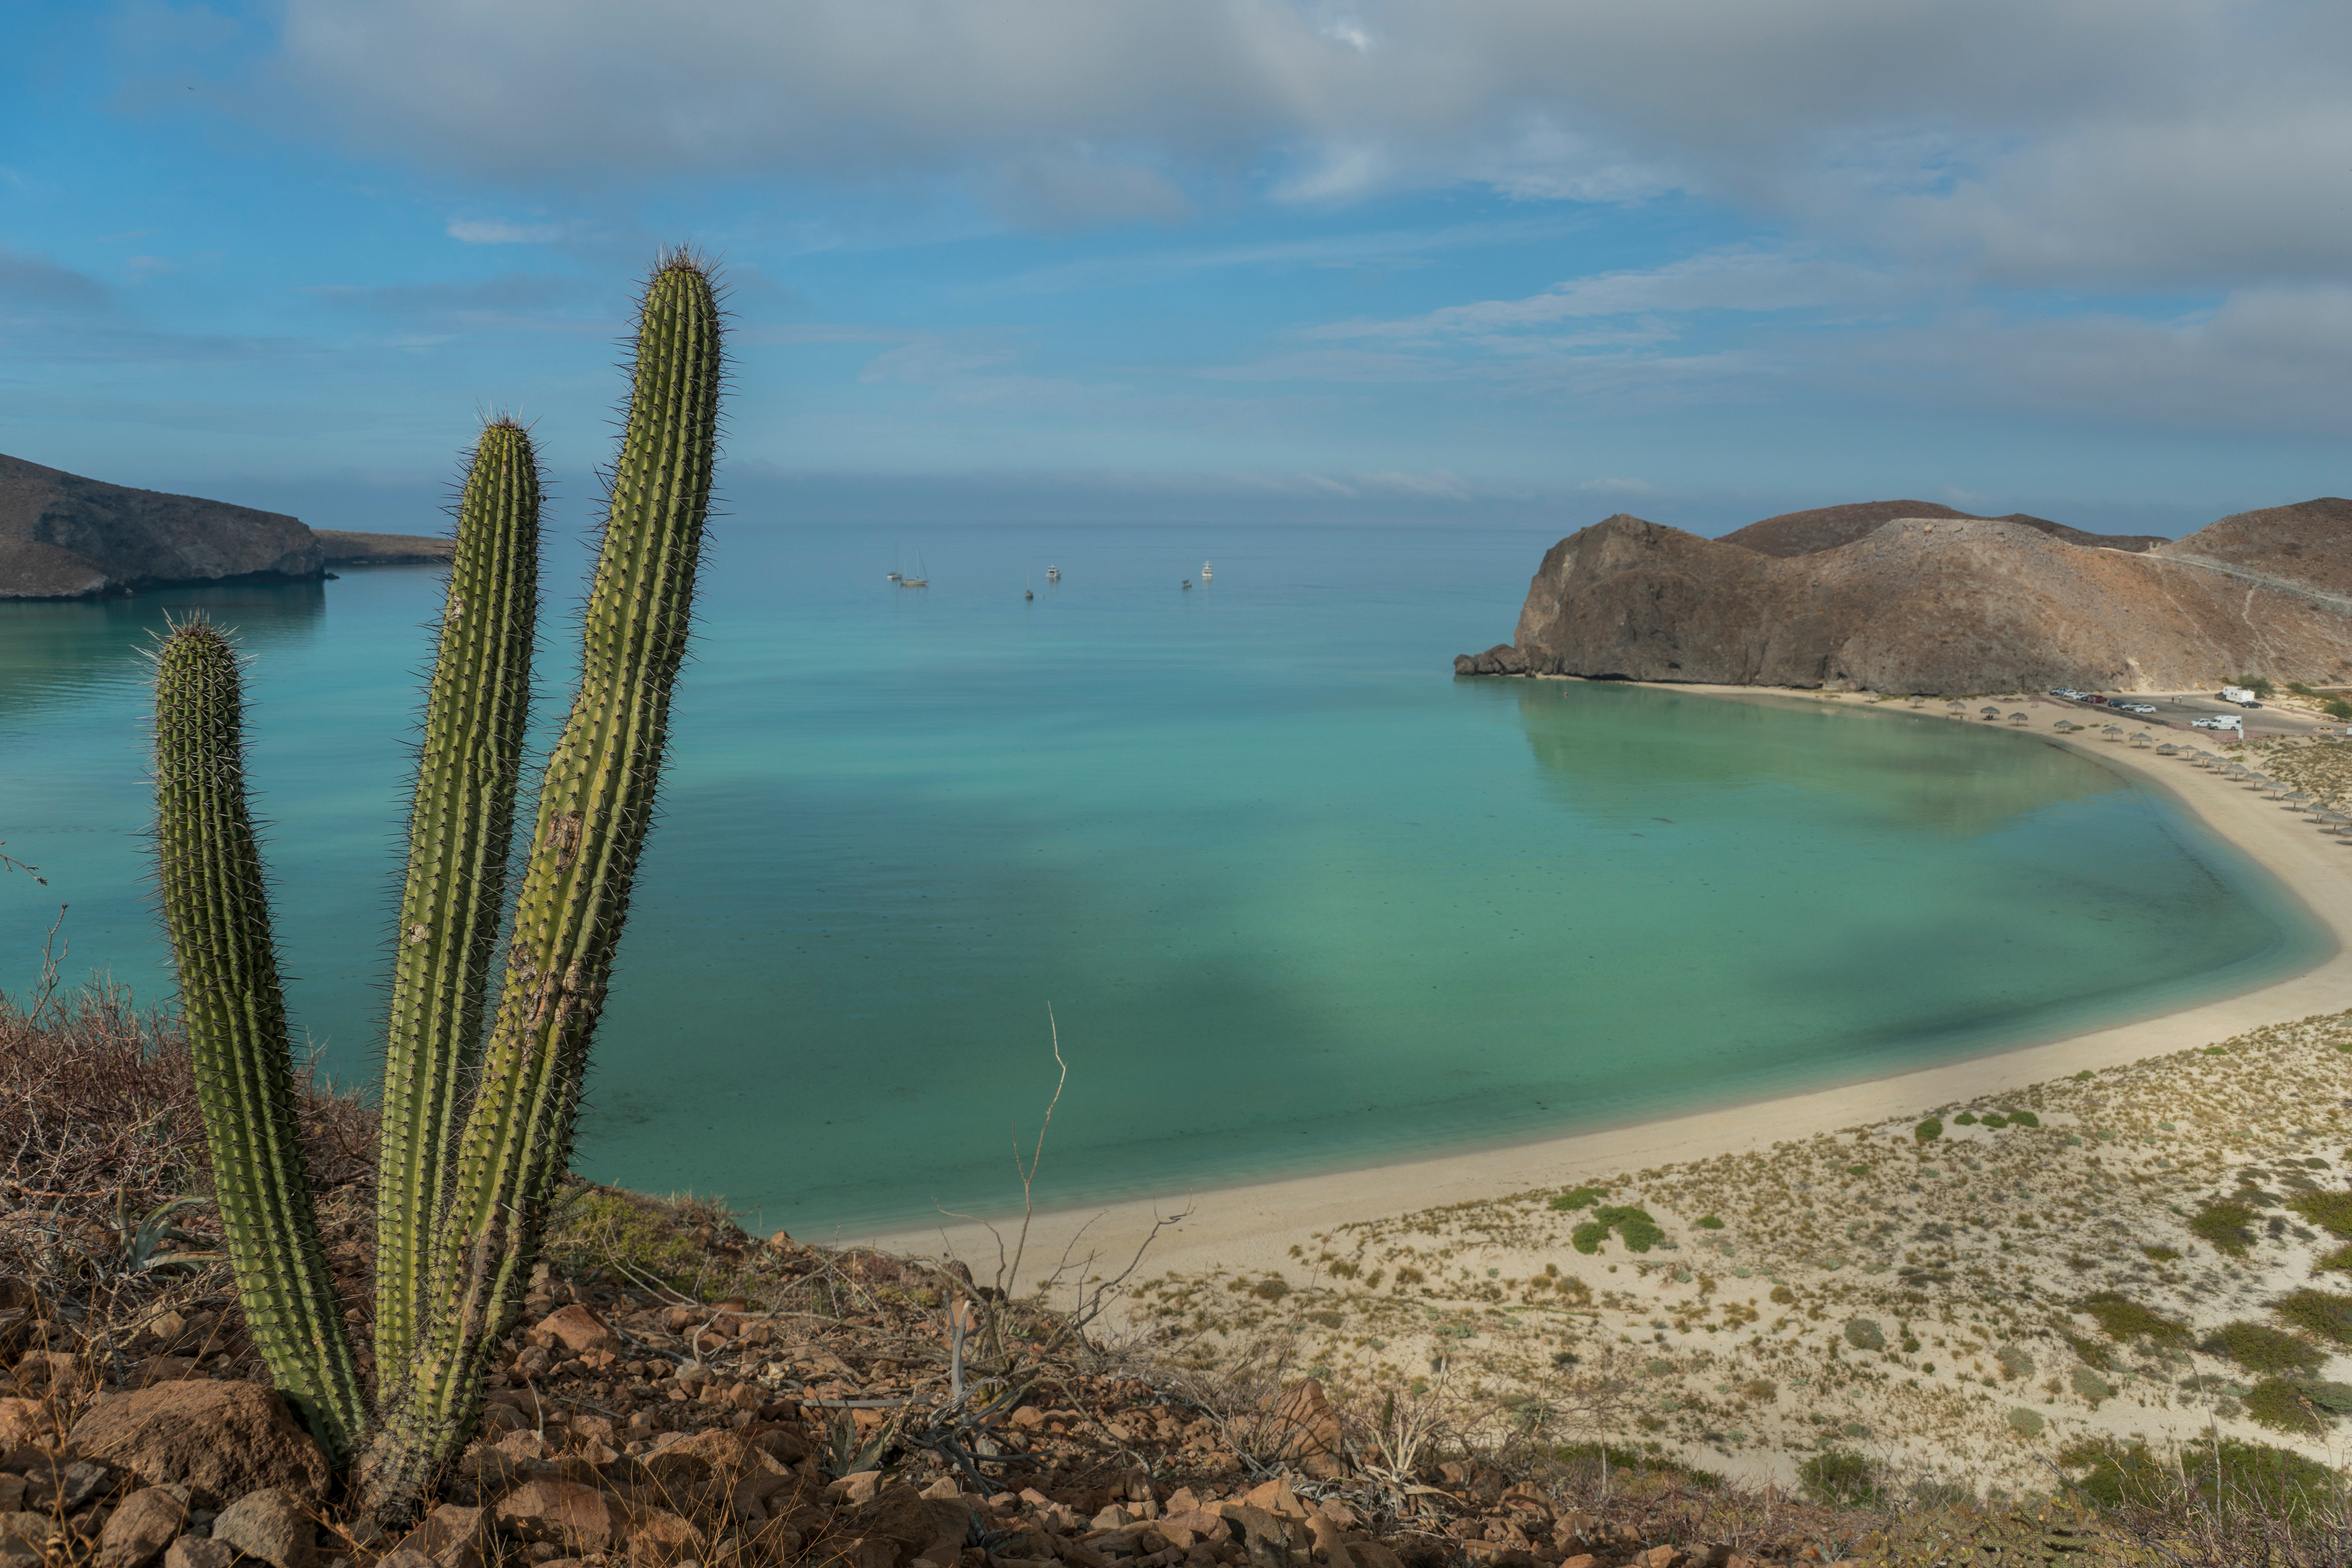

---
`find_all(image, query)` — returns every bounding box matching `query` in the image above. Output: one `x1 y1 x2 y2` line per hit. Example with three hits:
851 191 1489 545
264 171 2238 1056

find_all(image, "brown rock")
0 453 326 600
0 1516 51 1566
827 1472 886 1507
495 1481 616 1553
1502 508 2352 696
535 1306 621 1357
843 1486 968 1560
1636 1548 1676 1568
622 1508 701 1567
1559 1558 1595 1568
0 1401 51 1448
25 1456 122 1512
163 1541 235 1568
1255 1383 1347 1481
1351 1545 1406 1568
98 1485 190 1568
392 1505 489 1568
377 1552 435 1568
69 1382 331 1503
210 1488 316 1568
1721 500 2163 559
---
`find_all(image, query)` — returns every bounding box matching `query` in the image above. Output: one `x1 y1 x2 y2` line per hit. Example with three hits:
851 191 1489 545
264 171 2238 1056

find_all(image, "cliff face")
1474 505 2352 696
1 453 323 599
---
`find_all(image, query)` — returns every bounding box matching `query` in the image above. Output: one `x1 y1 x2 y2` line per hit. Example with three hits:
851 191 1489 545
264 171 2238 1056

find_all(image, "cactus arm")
152 620 368 1464
374 421 541 1380
363 255 721 1512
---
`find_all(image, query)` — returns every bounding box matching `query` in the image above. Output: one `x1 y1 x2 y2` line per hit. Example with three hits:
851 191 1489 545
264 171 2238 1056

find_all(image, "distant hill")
315 529 455 567
1720 499 2168 557
1461 501 2352 696
1 453 448 599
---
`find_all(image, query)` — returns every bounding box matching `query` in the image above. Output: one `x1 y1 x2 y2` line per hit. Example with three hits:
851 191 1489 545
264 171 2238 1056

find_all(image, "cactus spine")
374 420 541 1379
151 255 721 1519
152 620 370 1463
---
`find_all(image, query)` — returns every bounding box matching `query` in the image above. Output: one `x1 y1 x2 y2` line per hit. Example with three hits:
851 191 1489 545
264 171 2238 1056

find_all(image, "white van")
2220 686 2259 706
2192 714 2243 731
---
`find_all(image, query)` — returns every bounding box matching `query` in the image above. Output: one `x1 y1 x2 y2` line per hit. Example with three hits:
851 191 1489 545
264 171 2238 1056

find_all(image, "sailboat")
1024 573 1034 601
899 550 928 588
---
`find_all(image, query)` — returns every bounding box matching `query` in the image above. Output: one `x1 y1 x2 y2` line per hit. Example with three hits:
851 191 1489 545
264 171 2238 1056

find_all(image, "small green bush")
2061 1331 2113 1370
1846 1164 1869 1177
2190 1200 2258 1257
2081 1291 2192 1344
2316 1243 2352 1273
2245 1378 2326 1435
2274 1288 2352 1345
1979 1112 2008 1128
1915 1118 1943 1143
2064 1437 2343 1522
2301 1380 2352 1415
1798 1449 1880 1505
2006 1407 2045 1438
2202 1321 2326 1376
2324 697 2352 721
2288 1191 2352 1239
1954 1112 1978 1125
1696 1214 1724 1229
2007 1109 2039 1128
2143 1245 2183 1263
2071 1367 2114 1405
1997 1345 2035 1380
1550 1185 1607 1213
1844 1317 1887 1351
1592 1204 1665 1252
1569 1221 1610 1254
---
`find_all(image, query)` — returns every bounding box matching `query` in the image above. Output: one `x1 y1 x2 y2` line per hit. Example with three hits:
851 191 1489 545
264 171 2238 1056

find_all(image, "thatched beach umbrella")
2131 731 2152 748
2010 711 2030 725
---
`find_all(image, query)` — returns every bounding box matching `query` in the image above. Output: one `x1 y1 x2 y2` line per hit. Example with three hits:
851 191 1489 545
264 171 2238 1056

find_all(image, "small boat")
899 551 928 588
1024 574 1035 601
1181 579 1192 590
1201 560 1212 581
1045 566 1060 583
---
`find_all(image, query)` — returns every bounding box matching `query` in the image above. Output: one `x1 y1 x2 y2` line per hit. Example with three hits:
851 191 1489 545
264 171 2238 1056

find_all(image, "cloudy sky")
4 0 2348 535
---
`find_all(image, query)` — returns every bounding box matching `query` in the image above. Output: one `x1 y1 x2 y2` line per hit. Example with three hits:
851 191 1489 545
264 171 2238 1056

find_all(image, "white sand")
865 685 2352 1299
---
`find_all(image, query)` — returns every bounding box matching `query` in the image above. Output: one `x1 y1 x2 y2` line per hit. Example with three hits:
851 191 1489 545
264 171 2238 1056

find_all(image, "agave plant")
150 255 721 1518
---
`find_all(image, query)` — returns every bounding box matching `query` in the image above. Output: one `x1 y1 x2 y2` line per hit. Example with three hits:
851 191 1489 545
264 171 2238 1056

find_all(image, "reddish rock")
393 1504 488 1568
0 1400 50 1448
68 1382 331 1503
623 1508 701 1567
97 1485 189 1568
495 1480 615 1553
210 1488 315 1568
534 1306 621 1357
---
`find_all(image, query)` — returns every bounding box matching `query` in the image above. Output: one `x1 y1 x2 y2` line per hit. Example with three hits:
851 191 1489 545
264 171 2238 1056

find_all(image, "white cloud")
446 218 567 245
267 0 2352 279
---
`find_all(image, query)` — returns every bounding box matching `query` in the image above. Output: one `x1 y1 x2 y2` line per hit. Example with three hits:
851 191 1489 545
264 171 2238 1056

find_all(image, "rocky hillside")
1460 501 2352 696
1720 500 2167 557
1 453 450 599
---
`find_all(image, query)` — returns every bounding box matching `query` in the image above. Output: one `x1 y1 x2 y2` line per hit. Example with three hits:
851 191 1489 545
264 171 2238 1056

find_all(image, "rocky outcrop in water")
1 453 451 598
1460 501 2352 696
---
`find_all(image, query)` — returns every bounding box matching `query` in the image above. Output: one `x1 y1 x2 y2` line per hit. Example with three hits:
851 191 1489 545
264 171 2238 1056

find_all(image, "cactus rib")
363 255 721 1506
152 619 368 1463
374 421 541 1380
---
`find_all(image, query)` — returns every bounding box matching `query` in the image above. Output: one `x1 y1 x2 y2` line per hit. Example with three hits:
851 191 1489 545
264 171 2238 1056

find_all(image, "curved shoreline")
865 681 2352 1290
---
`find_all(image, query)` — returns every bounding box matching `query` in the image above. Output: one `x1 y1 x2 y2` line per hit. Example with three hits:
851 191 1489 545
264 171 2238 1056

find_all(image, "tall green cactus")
152 620 370 1464
362 255 721 1507
374 420 541 1380
150 255 722 1520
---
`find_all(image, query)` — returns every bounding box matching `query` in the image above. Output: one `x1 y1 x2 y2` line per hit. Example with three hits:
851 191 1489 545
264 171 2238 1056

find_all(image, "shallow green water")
0 521 2323 1231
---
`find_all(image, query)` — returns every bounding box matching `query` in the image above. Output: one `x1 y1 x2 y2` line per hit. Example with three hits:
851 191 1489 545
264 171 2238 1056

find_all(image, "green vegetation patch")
1572 1204 1665 1253
2287 1191 2352 1239
543 1183 748 1298
1695 1214 1724 1229
2245 1379 2327 1436
2006 1407 2045 1439
1797 1449 1880 1506
2273 1288 2352 1346
2071 1367 2114 1405
2190 1199 2258 1257
2058 1437 2345 1522
1996 1345 2035 1381
2080 1291 2191 1344
2202 1321 2326 1377
2006 1110 2040 1126
2316 1243 2352 1274
1914 1118 1943 1143
1549 1184 1608 1213
1954 1112 1978 1125
1844 1317 1887 1352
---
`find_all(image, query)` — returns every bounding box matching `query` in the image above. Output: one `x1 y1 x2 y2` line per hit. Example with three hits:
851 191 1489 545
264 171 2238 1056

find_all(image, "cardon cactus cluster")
148 254 722 1518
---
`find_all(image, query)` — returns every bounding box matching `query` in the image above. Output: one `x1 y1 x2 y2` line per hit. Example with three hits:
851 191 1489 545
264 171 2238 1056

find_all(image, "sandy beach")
867 683 2352 1290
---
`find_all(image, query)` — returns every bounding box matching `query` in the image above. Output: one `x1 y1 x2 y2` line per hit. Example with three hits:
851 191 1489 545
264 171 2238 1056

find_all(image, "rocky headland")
0 453 450 600
1457 499 2352 696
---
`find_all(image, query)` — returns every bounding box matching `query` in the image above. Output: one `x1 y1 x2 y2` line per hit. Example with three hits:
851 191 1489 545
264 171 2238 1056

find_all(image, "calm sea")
0 520 2324 1232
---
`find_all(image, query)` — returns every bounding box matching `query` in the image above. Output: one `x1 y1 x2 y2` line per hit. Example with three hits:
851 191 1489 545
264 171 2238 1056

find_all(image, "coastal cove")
0 521 2327 1237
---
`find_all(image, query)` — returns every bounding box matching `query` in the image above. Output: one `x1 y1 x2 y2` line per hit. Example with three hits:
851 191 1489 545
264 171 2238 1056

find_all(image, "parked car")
2087 695 2109 704
2116 702 2157 715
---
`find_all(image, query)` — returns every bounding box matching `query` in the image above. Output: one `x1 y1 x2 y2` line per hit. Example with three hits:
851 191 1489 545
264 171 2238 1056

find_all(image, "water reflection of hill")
0 582 325 731
1510 681 2117 836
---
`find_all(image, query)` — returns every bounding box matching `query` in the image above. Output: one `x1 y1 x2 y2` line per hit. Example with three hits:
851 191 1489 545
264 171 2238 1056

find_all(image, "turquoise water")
0 521 2326 1232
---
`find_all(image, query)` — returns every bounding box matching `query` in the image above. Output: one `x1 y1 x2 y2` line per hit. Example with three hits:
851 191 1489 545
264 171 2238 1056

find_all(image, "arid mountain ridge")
0 452 450 599
1461 497 2352 697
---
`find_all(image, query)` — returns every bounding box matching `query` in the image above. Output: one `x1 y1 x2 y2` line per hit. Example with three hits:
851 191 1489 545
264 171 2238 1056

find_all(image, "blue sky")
3 0 2348 537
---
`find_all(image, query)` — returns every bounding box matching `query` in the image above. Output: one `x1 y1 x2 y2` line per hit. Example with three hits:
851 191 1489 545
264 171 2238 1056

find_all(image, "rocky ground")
5 990 2349 1568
